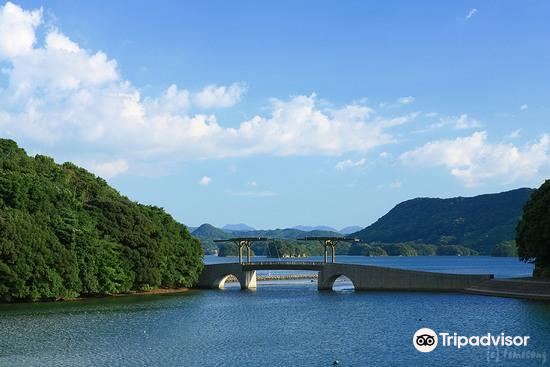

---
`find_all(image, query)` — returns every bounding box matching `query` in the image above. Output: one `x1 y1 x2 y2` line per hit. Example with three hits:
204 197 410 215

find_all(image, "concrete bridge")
196 261 494 291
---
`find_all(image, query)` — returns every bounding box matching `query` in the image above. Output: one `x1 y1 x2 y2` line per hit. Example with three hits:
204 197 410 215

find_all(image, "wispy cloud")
520 104 528 111
88 159 128 179
465 8 478 20
336 158 366 171
414 113 481 133
509 129 521 139
198 176 212 186
397 96 415 105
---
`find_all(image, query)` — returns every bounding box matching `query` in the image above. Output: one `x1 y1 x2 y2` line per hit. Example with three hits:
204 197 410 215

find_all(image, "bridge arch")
212 273 240 289
328 274 356 291
318 272 358 291
198 263 257 290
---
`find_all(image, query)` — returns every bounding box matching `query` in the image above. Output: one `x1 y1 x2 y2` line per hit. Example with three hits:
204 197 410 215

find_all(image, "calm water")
1 256 548 367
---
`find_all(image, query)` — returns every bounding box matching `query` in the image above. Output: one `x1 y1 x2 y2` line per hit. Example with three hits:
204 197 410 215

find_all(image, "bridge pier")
196 263 258 290
241 270 256 289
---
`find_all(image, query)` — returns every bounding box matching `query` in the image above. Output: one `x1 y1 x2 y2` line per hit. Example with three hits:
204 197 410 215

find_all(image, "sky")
0 1 549 230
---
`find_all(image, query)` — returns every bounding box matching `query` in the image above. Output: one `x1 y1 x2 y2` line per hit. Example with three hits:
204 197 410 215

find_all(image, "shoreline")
1 287 192 304
66 287 192 301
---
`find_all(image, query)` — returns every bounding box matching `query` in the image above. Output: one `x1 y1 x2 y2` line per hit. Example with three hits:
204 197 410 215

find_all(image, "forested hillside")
0 139 203 302
352 188 534 254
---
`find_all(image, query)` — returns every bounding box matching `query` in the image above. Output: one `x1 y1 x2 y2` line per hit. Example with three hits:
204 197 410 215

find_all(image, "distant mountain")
339 226 363 235
292 225 338 232
193 224 342 241
231 228 342 239
222 223 256 232
191 224 231 255
352 188 534 254
192 223 230 239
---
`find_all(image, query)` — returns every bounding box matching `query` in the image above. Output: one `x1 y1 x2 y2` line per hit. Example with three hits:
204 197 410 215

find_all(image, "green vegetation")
491 241 518 257
0 139 203 302
352 188 533 255
516 180 550 279
264 240 322 258
191 223 230 255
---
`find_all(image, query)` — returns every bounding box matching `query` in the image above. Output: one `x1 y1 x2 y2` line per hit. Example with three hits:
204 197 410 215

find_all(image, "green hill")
0 139 203 302
192 223 231 239
352 188 534 254
191 224 231 254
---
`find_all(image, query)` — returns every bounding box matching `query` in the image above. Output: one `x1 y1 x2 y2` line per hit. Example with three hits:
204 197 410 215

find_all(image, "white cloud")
0 2 42 58
335 158 366 171
379 151 391 158
145 84 190 114
389 181 402 189
419 113 481 132
454 114 481 129
397 96 415 105
89 159 128 179
520 104 528 111
198 176 212 186
0 2 417 175
509 129 521 139
400 131 550 186
46 30 80 53
193 83 246 108
247 181 257 187
466 8 478 20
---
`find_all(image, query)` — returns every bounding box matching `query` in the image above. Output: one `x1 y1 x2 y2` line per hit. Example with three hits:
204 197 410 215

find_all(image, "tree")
0 139 203 301
516 180 550 278
491 241 518 257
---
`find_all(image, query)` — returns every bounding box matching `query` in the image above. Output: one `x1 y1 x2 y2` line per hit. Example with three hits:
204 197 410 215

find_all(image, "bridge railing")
242 261 325 266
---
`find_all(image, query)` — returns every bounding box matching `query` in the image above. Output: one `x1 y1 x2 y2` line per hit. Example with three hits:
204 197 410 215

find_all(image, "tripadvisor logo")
413 328 438 352
412 328 530 353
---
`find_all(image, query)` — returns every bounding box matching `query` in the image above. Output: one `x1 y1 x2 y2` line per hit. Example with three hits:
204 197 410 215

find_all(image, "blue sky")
1 1 549 229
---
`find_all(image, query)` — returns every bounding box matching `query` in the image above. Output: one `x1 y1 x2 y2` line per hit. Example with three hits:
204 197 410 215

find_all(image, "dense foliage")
491 241 518 257
0 139 203 301
516 180 550 278
352 188 533 254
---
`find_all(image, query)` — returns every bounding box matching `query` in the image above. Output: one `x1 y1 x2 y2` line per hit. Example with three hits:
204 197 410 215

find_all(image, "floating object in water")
333 360 340 366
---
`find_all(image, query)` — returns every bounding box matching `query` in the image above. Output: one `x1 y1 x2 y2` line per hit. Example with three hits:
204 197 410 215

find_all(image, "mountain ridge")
351 188 534 254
